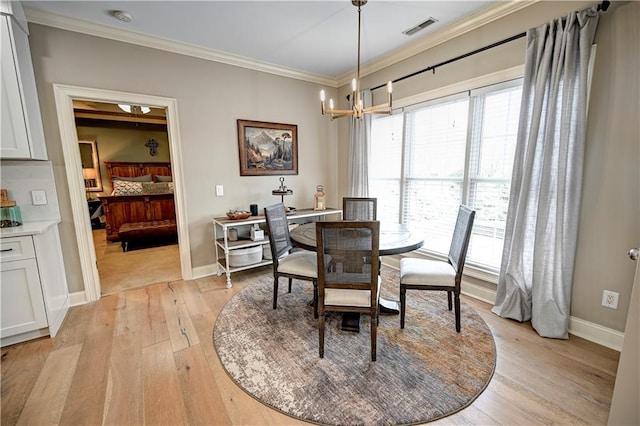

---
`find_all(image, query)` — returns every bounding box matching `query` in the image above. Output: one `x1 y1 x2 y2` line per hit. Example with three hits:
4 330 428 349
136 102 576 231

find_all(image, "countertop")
0 220 60 237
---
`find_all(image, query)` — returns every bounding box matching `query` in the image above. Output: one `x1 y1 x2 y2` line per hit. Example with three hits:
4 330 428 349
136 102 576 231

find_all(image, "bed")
99 161 176 242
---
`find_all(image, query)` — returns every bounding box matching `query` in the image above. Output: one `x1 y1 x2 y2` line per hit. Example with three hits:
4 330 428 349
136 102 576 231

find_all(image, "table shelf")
213 208 341 288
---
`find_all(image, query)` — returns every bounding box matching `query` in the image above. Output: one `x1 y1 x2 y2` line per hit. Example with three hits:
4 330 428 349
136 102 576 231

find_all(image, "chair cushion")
277 251 317 278
325 276 381 308
400 258 456 287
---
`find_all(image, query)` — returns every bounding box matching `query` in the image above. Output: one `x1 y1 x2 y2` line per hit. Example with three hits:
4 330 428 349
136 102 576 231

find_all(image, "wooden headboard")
104 161 172 191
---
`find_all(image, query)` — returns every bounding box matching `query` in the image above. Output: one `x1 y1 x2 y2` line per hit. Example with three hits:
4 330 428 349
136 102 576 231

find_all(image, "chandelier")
320 0 392 120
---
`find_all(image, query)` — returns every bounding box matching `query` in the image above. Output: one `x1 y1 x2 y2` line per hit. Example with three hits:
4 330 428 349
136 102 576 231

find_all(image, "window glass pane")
371 114 403 224
466 181 510 270
404 179 462 254
406 99 468 179
475 88 522 179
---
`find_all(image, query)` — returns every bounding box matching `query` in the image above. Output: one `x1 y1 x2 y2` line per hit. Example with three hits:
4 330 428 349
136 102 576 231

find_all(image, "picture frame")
237 119 298 176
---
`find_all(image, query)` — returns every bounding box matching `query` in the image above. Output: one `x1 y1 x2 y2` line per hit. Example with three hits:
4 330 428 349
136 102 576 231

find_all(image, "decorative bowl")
227 211 251 220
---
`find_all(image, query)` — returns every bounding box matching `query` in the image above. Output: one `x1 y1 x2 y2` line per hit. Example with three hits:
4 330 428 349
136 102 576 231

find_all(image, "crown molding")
24 7 338 87
25 2 537 90
338 0 539 87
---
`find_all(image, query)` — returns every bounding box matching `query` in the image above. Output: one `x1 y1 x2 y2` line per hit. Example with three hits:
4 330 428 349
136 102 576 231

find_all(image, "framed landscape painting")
237 119 298 176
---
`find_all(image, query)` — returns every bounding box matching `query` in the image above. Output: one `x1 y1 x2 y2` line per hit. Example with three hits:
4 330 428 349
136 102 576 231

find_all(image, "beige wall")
28 25 339 292
341 1 639 332
27 1 638 333
76 126 171 196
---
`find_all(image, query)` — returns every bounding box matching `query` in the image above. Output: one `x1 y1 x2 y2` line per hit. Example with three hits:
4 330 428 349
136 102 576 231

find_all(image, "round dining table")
289 221 424 328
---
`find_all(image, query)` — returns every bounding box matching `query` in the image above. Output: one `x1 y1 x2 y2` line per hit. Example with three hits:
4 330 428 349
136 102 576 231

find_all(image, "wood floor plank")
58 295 118 425
174 345 232 425
115 287 150 336
140 284 170 347
142 340 188 425
1 342 25 380
160 282 200 352
102 331 143 425
51 303 94 351
16 344 82 426
0 338 53 426
178 279 212 316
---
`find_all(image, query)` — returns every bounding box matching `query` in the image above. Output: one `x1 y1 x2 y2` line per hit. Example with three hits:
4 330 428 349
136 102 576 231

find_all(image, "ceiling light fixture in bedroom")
117 104 151 114
319 0 392 120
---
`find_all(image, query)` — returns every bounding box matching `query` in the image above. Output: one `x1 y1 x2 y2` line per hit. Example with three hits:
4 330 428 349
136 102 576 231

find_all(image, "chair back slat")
342 197 377 221
448 205 476 275
264 203 293 262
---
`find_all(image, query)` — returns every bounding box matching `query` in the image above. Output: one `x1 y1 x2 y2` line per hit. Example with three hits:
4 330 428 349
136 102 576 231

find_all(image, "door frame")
53 84 192 303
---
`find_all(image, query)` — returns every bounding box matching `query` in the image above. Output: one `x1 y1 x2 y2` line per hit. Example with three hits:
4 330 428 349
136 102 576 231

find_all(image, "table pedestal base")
339 297 400 332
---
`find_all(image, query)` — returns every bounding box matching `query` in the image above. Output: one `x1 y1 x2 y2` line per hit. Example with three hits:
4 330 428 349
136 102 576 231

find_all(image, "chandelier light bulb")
329 99 334 110
387 81 393 93
320 90 326 102
352 79 357 92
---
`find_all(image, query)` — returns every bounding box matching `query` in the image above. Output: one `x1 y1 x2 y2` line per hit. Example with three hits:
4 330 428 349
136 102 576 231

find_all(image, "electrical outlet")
601 290 619 309
215 185 224 196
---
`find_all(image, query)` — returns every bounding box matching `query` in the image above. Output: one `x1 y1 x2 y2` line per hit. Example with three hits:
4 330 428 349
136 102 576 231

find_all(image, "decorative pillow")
112 180 144 195
167 182 174 193
142 182 172 194
155 175 172 182
113 174 153 182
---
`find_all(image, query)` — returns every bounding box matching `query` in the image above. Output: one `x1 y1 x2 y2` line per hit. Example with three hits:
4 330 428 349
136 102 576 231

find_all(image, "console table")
213 208 341 288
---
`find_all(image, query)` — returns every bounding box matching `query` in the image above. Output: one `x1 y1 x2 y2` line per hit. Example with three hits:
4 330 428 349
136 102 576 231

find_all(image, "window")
370 80 522 271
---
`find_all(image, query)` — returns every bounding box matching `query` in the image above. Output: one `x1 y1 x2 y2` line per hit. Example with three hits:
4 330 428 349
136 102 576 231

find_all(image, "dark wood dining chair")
399 205 475 332
342 197 377 221
264 203 319 318
316 220 380 361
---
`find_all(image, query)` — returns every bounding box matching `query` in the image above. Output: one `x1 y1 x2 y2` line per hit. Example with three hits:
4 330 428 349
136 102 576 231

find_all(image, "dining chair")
399 205 475 332
264 203 319 318
316 220 380 361
342 197 377 221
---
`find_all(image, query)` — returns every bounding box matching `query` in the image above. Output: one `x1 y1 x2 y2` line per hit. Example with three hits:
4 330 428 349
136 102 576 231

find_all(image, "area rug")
213 269 496 425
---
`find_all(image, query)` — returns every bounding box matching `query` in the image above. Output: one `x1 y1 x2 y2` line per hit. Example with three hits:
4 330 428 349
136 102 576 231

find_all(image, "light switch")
216 185 224 196
31 190 47 205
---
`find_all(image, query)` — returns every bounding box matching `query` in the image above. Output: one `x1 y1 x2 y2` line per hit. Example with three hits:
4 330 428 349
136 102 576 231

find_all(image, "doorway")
53 85 192 303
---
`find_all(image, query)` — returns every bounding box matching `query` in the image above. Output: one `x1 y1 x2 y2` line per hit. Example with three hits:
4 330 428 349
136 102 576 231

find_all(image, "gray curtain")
348 90 372 197
492 7 599 338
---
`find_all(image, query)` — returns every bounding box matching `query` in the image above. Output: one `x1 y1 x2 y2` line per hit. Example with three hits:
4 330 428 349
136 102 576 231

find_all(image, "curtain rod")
370 0 610 92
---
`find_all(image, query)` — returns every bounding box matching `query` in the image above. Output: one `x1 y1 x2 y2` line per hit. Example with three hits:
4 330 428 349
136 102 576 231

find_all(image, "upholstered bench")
118 220 177 252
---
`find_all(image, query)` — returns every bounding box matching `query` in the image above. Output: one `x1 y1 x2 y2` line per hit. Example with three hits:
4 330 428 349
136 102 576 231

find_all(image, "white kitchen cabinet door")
0 258 48 337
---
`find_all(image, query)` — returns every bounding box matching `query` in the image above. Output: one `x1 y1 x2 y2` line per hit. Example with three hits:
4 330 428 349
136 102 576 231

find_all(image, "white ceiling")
22 1 504 83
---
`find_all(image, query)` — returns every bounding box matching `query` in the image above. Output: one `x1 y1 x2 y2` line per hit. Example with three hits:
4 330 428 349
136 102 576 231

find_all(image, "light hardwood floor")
1 267 619 425
93 229 182 295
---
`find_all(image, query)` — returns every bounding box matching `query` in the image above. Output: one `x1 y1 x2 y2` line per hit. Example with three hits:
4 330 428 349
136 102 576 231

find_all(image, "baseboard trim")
460 279 624 351
69 290 88 306
192 264 219 280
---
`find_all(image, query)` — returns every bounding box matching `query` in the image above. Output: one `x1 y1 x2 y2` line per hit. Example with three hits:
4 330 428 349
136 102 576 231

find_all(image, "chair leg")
273 277 279 309
288 278 292 293
400 284 406 329
447 290 453 310
319 311 325 358
313 283 318 319
454 291 461 333
371 313 377 362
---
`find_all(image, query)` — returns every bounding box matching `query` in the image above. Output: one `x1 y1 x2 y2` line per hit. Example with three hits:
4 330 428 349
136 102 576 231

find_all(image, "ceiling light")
319 0 392 120
117 104 151 114
113 10 133 23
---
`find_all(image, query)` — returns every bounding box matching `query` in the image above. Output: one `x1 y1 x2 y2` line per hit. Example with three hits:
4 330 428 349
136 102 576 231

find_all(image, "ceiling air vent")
402 17 438 36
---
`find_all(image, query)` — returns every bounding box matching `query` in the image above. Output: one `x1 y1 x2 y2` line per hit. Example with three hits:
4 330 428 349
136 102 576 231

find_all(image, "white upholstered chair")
400 205 475 332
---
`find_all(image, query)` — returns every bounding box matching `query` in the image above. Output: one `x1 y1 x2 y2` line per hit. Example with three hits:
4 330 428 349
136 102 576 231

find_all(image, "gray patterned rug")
213 269 496 425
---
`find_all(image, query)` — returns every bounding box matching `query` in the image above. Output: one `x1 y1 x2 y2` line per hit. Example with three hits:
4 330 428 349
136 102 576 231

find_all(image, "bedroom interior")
75 103 181 295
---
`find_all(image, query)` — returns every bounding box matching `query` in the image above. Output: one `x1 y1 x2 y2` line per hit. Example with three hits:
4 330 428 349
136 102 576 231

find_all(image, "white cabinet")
0 1 47 160
213 208 341 288
1 225 70 347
